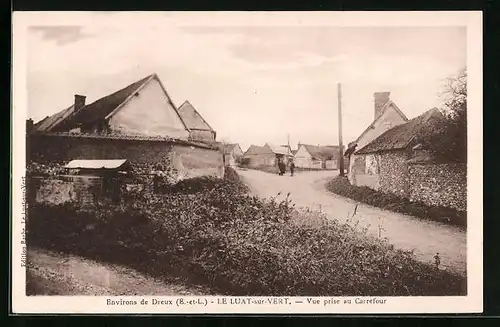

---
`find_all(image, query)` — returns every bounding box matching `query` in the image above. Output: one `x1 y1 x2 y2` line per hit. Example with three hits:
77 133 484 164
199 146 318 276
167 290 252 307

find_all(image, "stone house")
177 100 217 143
294 144 345 170
345 92 409 185
353 108 466 211
219 143 244 167
28 74 224 207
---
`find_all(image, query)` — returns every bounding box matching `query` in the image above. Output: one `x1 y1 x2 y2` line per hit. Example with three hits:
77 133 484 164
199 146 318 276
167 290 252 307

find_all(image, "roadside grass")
325 176 466 229
27 167 466 296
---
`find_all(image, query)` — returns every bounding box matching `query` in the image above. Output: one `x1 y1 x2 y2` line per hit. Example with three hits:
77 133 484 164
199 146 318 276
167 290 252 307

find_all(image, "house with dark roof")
341 92 466 212
33 74 190 139
347 107 466 212
353 108 447 197
294 144 345 170
345 92 408 186
177 100 216 143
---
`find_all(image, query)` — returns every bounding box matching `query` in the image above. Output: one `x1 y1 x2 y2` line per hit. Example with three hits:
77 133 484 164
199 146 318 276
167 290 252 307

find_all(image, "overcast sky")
27 14 466 151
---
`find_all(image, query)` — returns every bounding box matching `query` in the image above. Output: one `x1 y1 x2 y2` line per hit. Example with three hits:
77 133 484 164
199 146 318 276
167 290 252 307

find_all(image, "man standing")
289 160 295 176
278 159 285 176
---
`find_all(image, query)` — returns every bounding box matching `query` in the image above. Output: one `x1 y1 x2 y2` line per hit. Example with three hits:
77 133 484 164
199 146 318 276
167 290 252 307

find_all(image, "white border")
11 11 483 314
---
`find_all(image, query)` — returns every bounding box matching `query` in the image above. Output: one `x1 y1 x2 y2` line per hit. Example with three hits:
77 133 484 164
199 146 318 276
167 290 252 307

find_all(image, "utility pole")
287 133 290 163
337 83 345 176
287 133 290 154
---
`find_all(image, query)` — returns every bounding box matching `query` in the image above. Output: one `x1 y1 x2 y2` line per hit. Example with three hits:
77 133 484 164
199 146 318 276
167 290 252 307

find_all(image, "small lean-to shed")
63 159 131 203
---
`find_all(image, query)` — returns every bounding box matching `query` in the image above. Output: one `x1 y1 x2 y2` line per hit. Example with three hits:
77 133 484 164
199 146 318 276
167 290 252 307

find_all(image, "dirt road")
26 248 210 296
237 168 467 276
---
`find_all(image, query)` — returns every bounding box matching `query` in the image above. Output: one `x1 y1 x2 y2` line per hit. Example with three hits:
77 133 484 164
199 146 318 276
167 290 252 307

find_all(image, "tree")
421 68 467 163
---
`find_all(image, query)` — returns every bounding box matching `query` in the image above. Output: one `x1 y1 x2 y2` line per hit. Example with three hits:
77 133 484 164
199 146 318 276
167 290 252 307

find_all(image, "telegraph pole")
287 133 291 163
287 133 290 155
337 83 345 176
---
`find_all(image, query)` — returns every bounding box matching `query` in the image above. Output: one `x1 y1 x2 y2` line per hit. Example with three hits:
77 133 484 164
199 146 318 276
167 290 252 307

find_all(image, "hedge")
325 176 466 228
27 172 466 296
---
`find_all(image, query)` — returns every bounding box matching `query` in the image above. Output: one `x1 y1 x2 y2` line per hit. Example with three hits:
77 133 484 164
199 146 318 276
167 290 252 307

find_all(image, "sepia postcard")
11 11 483 314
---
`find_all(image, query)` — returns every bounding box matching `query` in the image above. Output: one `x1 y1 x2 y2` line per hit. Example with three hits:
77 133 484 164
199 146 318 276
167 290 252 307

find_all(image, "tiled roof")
355 108 444 155
266 143 292 156
33 104 76 132
178 100 214 132
244 144 273 155
48 74 155 132
33 74 189 134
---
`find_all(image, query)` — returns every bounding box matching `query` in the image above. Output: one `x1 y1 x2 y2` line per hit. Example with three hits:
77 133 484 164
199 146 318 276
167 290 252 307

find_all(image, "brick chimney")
26 119 34 133
374 92 390 120
74 94 86 111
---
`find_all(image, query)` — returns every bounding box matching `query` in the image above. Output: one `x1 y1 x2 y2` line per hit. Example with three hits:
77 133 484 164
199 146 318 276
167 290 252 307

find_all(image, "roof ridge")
104 74 156 120
355 107 442 155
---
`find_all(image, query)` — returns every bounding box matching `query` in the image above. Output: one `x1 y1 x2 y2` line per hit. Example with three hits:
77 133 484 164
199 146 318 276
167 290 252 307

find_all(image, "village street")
237 168 467 276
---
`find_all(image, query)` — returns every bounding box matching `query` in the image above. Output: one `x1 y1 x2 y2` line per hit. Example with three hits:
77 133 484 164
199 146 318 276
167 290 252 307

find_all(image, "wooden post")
338 83 345 176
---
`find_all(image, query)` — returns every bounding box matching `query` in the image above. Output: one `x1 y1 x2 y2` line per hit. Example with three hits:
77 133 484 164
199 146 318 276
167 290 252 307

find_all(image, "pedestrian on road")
278 159 285 176
289 160 295 176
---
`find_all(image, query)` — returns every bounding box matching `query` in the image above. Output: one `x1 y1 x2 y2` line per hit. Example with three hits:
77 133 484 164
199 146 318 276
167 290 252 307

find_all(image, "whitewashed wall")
109 78 190 139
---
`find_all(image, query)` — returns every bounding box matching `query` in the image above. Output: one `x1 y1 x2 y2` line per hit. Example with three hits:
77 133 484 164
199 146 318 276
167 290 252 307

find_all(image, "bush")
27 174 466 296
325 176 466 228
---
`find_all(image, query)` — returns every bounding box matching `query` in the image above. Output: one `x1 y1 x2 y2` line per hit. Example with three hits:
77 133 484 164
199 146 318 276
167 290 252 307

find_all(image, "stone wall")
408 163 467 212
28 134 223 179
171 143 224 179
378 151 409 197
188 130 216 142
30 175 105 208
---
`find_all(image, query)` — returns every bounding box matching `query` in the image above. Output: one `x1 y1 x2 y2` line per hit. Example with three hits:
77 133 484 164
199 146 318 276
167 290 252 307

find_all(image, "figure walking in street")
278 159 286 176
289 160 295 176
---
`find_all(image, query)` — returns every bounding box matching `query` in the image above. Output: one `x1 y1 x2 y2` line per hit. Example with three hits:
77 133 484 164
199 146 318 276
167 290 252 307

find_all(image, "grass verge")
325 176 466 228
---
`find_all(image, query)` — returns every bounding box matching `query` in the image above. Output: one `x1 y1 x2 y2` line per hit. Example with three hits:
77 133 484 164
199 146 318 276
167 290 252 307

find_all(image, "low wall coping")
30 132 219 150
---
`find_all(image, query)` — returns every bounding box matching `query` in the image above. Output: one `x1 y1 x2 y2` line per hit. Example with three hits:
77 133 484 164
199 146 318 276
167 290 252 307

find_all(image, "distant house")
345 92 409 186
243 143 293 168
220 143 244 166
294 144 345 170
267 143 293 164
177 100 216 143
